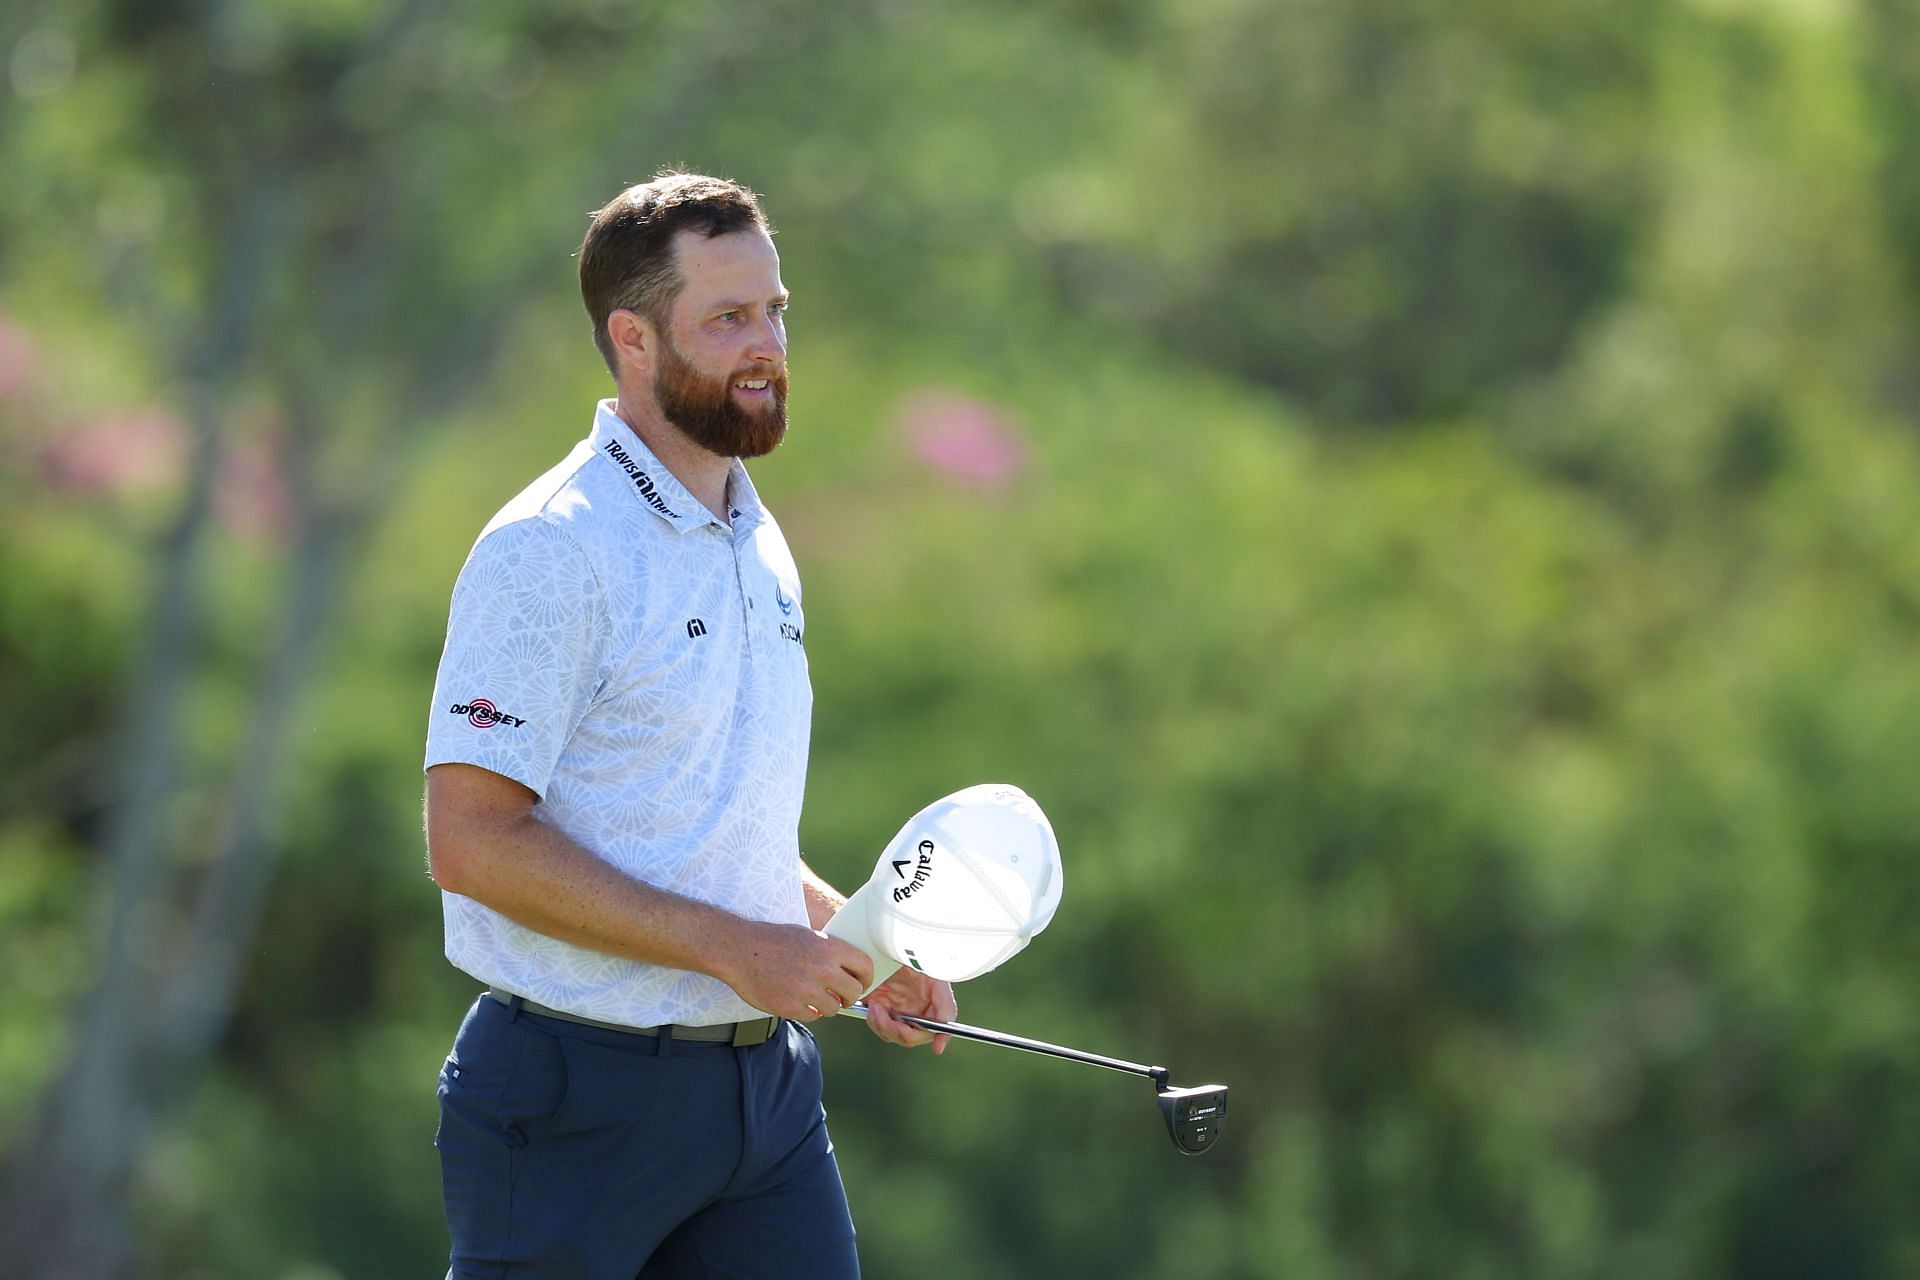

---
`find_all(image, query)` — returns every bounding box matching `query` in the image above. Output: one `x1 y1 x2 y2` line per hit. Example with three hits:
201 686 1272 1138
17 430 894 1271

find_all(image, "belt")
487 989 779 1047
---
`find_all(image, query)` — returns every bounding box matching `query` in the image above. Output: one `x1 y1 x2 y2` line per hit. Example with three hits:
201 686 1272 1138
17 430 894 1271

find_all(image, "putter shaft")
841 1003 1166 1083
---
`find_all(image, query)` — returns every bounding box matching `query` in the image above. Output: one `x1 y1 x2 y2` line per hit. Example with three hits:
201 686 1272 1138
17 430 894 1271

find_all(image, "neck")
612 393 733 522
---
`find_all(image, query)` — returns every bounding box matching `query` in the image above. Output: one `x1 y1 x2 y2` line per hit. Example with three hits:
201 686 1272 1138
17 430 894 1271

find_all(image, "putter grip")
823 883 891 997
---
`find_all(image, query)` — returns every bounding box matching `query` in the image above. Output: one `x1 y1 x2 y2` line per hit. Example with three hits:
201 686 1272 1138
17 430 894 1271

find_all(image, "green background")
3 0 1919 1276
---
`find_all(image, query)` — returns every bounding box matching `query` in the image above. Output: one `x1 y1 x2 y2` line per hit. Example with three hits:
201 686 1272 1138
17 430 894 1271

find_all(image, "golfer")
422 171 956 1279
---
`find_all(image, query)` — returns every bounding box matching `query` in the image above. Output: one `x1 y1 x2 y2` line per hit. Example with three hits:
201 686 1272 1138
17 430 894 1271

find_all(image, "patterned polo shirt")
424 400 813 1026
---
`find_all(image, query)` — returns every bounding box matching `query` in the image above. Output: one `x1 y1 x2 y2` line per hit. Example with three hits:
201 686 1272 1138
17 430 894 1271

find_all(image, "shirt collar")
587 400 717 534
724 457 768 537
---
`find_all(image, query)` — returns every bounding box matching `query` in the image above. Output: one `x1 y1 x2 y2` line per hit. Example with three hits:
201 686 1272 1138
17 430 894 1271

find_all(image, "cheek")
691 337 744 373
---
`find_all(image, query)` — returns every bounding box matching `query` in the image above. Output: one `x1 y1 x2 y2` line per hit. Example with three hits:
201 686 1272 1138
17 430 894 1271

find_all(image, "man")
423 171 955 1280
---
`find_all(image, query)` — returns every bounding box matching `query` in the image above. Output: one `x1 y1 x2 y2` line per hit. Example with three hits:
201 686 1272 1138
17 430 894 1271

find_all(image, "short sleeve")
424 517 609 797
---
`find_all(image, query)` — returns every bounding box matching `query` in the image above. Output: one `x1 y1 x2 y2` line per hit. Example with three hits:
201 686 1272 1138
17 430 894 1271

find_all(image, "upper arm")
423 517 610 799
425 762 538 891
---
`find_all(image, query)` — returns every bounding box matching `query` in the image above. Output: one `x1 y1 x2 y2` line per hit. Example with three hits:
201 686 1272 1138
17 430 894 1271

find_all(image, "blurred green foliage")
4 0 1920 1276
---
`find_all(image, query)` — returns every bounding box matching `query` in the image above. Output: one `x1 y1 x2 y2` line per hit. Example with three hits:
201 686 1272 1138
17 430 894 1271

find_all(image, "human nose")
745 310 786 362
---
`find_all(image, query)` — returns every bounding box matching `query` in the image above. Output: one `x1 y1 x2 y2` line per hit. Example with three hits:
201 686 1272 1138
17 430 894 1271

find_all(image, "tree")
0 1 778 1272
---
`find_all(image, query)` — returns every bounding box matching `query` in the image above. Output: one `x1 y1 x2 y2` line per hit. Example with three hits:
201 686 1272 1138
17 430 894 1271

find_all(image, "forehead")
669 227 782 306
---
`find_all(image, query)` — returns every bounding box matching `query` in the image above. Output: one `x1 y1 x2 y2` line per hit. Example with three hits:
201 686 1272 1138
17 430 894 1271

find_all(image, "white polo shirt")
424 400 814 1027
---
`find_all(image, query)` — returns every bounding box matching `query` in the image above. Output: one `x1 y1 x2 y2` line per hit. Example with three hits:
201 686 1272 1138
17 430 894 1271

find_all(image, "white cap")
826 783 1063 992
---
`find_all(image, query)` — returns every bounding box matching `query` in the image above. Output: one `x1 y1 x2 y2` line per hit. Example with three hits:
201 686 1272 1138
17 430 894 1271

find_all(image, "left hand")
863 966 957 1054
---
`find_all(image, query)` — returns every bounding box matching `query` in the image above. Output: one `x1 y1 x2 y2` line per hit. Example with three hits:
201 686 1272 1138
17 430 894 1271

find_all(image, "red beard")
653 333 789 459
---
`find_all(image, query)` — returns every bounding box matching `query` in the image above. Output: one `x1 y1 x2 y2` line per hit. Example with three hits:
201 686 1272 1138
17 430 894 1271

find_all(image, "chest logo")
774 583 795 617
687 619 708 638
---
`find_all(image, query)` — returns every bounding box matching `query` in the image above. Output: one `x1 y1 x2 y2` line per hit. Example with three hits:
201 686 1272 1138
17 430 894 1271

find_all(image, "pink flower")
898 389 1030 495
39 408 188 498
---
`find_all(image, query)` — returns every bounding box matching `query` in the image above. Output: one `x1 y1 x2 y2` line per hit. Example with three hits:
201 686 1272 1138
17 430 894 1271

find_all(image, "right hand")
722 922 874 1022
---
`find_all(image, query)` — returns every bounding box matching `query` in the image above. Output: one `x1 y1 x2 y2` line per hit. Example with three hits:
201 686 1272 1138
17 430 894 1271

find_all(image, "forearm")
798 858 847 931
426 763 876 1019
440 810 753 984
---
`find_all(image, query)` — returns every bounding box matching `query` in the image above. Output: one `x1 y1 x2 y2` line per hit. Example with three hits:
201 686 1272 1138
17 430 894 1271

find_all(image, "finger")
903 1001 947 1053
863 1000 902 1044
888 980 948 1032
932 983 957 1055
890 1016 935 1047
869 998 934 1048
823 968 865 1014
823 936 875 991
866 998 931 1047
876 975 943 1046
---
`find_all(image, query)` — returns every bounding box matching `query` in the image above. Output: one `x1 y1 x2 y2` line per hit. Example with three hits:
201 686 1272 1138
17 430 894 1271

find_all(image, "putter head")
1156 1083 1228 1155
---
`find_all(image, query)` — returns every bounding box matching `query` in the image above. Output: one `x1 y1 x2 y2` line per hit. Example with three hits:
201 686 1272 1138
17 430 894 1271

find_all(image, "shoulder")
463 444 624 584
474 442 592 539
460 491 603 608
444 520 602 650
466 511 589 576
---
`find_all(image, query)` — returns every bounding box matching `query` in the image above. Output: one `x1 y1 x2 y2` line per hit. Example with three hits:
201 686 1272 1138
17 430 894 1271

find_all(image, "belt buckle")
731 1017 774 1047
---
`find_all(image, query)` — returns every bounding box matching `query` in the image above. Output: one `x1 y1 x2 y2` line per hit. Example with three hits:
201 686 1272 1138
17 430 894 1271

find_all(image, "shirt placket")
727 521 756 662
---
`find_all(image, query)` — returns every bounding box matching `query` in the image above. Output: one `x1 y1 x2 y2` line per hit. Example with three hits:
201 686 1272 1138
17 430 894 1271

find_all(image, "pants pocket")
438 1000 574 1269
444 1000 572 1150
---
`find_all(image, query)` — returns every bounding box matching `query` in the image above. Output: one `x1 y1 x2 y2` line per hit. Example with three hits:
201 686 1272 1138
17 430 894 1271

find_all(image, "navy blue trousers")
436 993 860 1279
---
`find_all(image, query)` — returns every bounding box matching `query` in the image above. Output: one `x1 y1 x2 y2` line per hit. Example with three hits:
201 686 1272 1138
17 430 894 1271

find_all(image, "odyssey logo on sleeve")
449 698 526 729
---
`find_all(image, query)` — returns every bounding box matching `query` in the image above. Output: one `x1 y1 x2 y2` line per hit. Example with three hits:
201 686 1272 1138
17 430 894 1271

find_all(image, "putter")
827 785 1227 1153
843 1003 1229 1155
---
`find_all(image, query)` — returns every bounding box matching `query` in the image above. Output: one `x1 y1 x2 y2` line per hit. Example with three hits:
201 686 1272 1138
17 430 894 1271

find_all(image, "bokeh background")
4 0 1920 1276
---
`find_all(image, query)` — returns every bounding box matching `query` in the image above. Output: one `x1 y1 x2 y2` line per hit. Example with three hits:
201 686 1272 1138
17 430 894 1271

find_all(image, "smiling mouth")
734 378 771 392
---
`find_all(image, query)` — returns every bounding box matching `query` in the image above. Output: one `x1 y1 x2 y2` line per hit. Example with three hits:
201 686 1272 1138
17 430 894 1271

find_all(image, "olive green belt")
487 989 779 1046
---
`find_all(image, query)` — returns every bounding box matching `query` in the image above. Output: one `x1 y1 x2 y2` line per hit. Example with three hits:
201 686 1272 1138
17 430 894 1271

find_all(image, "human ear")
607 309 652 376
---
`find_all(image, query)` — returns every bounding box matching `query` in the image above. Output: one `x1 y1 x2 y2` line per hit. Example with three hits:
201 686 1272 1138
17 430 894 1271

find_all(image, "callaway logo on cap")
826 783 1062 994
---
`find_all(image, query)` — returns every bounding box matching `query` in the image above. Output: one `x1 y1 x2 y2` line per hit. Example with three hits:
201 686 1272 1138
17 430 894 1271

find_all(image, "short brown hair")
578 171 772 374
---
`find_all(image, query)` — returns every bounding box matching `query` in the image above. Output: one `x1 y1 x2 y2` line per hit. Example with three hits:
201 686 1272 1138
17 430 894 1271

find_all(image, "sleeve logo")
449 698 526 729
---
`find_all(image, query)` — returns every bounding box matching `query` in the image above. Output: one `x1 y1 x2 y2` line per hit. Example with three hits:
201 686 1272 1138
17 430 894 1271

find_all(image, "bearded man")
421 171 955 1280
